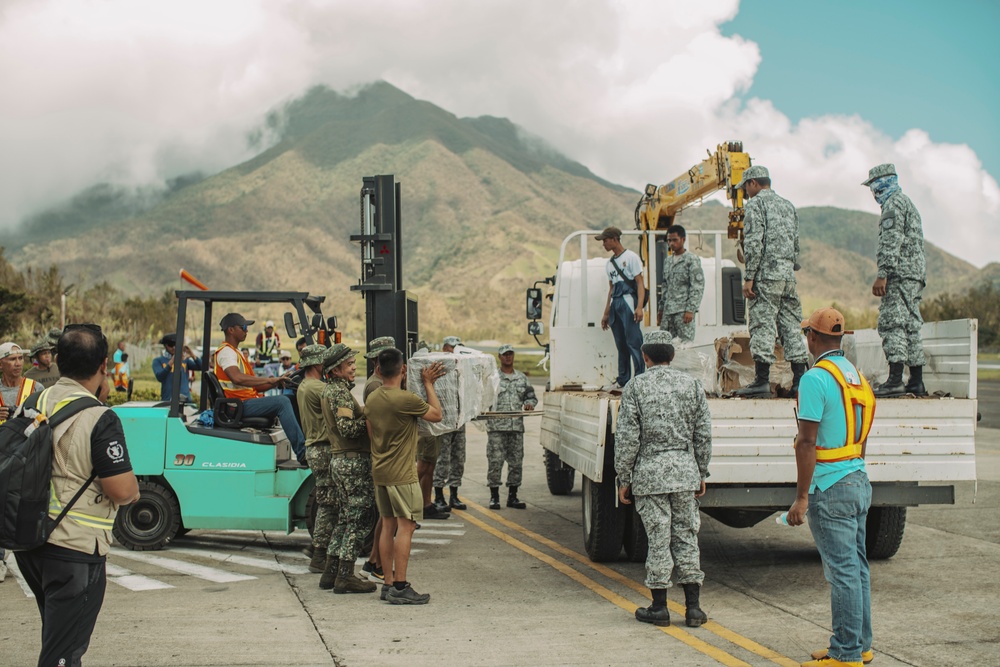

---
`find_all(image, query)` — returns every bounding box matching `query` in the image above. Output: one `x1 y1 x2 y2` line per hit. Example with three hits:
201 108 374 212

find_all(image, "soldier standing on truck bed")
658 224 705 343
732 165 809 399
615 330 712 628
863 163 927 398
598 226 646 390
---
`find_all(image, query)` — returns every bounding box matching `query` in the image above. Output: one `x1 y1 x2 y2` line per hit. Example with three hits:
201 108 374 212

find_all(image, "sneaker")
810 649 873 664
380 584 392 601
601 382 622 392
386 583 431 605
423 503 451 520
361 562 384 582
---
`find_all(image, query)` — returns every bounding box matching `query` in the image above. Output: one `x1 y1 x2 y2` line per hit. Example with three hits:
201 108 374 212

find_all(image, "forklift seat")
203 372 273 430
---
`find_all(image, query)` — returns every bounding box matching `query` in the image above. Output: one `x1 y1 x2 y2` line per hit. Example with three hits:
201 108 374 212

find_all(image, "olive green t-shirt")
363 386 429 486
296 377 330 447
363 374 384 402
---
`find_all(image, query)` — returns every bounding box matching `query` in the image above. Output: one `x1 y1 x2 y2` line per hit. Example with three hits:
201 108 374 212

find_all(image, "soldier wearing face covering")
863 164 926 398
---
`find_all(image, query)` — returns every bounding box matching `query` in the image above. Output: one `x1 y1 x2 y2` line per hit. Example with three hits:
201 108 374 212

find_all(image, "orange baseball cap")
801 307 853 336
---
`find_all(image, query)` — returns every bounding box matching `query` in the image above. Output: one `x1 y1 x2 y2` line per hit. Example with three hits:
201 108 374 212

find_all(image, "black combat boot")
333 559 377 594
489 487 501 510
874 362 905 398
308 546 327 574
788 362 808 399
682 583 708 627
449 486 467 510
732 361 771 398
635 588 670 626
319 555 338 590
905 365 927 396
433 487 449 512
507 486 526 509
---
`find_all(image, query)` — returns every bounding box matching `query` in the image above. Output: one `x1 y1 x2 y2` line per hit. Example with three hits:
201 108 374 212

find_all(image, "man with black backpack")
598 226 646 391
4 324 139 667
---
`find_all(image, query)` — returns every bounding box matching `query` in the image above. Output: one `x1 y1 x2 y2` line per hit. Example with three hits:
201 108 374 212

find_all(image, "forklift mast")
350 174 419 376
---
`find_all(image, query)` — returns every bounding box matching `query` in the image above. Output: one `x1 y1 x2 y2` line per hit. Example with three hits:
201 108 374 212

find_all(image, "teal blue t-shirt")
797 351 867 493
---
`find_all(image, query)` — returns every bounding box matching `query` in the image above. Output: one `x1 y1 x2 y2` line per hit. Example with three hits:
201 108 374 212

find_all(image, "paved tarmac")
2 383 997 666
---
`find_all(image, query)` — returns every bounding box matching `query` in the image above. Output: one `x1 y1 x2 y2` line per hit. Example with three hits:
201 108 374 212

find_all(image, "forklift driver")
214 312 307 464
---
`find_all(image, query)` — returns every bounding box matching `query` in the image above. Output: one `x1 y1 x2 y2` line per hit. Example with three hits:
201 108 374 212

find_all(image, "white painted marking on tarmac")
167 548 310 574
410 537 453 545
105 563 174 591
4 557 35 598
110 549 257 583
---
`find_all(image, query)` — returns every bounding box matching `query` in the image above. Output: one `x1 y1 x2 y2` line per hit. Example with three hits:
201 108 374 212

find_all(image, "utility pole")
60 284 76 329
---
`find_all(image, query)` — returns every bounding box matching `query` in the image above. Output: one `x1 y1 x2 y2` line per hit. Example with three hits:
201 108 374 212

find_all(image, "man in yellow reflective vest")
13 324 140 667
787 308 876 667
0 342 42 424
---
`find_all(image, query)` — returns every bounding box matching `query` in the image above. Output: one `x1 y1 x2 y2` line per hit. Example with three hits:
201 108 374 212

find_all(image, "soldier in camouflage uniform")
733 165 809 398
433 336 468 511
486 344 538 510
615 330 712 627
320 343 378 594
658 225 705 343
863 163 927 398
294 345 337 574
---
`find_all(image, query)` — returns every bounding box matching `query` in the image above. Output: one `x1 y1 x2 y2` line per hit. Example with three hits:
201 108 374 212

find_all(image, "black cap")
159 333 177 346
220 313 254 331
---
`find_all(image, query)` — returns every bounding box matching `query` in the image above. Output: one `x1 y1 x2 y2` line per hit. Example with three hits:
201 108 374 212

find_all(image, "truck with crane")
530 141 978 562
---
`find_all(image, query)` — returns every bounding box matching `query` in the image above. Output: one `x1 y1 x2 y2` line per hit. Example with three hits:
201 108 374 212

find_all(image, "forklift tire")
113 481 181 551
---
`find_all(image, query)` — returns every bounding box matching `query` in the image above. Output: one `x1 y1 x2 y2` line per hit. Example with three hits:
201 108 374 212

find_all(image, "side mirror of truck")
528 321 544 336
283 312 298 338
526 288 543 320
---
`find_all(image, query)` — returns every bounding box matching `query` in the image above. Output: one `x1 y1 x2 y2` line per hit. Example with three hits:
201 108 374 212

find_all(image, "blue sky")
723 0 1000 182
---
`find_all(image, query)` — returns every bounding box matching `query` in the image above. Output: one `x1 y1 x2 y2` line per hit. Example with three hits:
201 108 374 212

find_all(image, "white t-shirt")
606 249 643 310
216 346 245 385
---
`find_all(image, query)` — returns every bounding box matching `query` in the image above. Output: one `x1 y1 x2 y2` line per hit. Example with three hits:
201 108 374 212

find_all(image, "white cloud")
1 0 996 266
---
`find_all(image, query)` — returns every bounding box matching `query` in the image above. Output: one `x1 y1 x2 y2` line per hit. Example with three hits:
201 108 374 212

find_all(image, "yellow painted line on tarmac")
462 499 800 667
459 508 752 667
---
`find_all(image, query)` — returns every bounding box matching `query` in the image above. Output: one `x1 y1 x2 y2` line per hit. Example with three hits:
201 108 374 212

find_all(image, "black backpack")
0 389 102 551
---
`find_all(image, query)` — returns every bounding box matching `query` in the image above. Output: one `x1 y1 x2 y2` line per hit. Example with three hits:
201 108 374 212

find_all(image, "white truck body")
537 230 978 561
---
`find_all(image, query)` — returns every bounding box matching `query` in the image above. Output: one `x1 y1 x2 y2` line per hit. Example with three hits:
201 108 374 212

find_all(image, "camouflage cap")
443 336 462 347
642 330 673 346
30 339 56 357
862 163 896 186
323 343 357 370
364 336 396 359
498 344 514 355
734 165 769 190
594 226 622 241
298 344 328 368
46 328 62 347
416 340 431 351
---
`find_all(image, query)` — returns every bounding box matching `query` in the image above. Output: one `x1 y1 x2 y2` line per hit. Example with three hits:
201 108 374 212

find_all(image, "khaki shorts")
417 435 440 464
375 482 424 521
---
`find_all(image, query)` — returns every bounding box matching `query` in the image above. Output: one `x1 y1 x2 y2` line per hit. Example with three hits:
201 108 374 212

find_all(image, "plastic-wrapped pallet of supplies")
406 346 500 436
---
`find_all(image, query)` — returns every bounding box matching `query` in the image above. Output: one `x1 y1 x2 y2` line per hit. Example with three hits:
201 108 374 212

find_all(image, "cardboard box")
714 331 790 395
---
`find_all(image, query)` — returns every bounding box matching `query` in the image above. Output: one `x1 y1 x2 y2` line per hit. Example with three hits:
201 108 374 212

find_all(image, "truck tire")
623 505 648 563
582 476 624 562
866 506 906 560
543 450 575 496
113 481 181 551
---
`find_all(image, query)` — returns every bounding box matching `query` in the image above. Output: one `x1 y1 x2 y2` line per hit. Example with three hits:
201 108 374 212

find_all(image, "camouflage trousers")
486 431 524 488
634 491 704 589
748 279 808 364
306 443 337 551
328 455 377 562
660 312 695 343
433 428 467 488
878 278 926 366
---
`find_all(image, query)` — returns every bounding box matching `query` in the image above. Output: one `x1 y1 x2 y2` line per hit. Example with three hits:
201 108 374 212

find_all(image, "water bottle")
776 512 791 525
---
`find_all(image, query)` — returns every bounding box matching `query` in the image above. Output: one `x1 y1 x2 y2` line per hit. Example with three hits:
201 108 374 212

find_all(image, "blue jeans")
242 395 306 461
609 296 644 386
808 469 873 662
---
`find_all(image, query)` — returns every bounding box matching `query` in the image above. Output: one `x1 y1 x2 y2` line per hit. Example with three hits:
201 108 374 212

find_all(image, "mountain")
0 82 988 343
